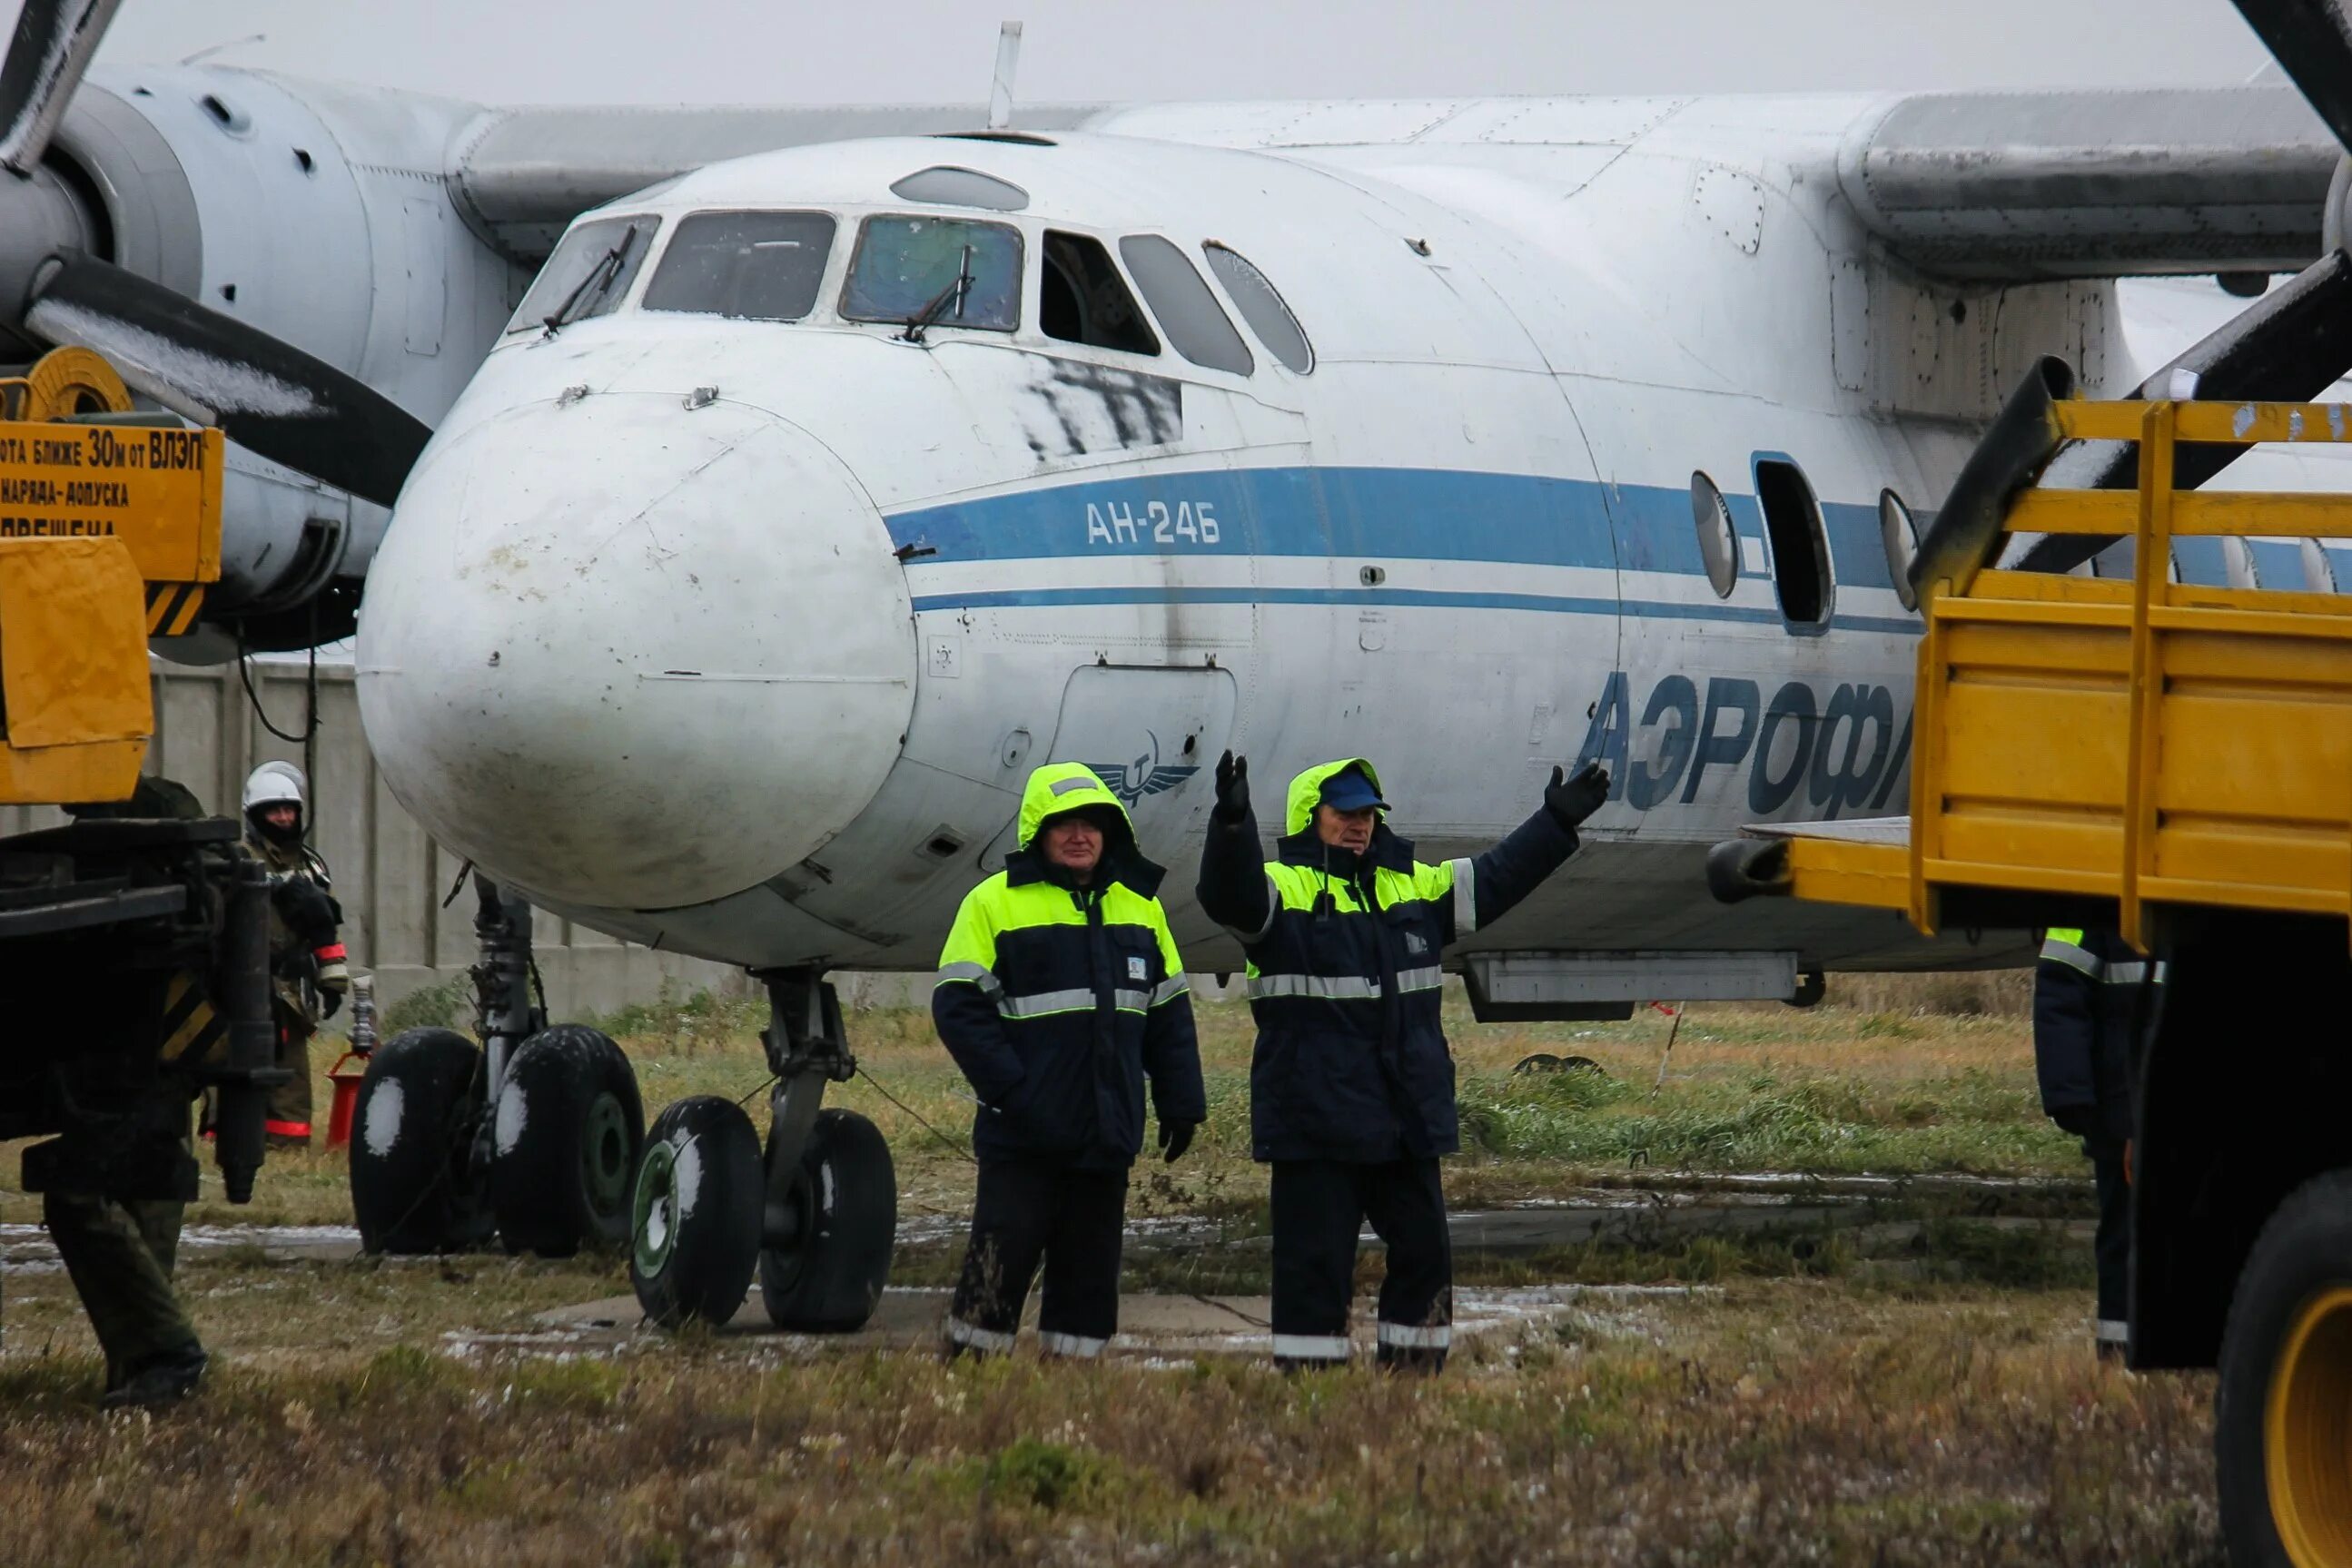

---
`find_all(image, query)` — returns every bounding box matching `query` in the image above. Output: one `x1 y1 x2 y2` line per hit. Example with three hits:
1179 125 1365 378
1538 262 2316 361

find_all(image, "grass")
0 973 2225 1564
0 1260 2218 1565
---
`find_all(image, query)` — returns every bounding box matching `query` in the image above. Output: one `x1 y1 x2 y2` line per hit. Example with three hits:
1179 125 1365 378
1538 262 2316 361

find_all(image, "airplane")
5 0 2352 1335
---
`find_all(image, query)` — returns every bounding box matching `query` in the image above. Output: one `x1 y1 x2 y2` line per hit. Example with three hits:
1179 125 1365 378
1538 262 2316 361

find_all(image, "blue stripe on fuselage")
887 464 1917 635
885 465 1898 589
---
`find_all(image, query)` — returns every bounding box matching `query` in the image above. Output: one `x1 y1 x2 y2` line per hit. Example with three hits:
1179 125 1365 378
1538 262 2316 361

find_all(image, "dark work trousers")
946 1159 1129 1358
44 1187 196 1391
1270 1157 1452 1371
2089 1135 2130 1355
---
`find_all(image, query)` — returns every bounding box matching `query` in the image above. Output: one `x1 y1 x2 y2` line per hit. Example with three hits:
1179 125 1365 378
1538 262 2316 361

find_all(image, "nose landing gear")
629 969 897 1331
349 873 646 1257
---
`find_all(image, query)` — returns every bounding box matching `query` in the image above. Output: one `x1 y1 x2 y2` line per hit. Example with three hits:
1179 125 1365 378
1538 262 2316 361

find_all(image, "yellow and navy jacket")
2033 926 2165 1144
1195 757 1578 1163
934 764 1205 1168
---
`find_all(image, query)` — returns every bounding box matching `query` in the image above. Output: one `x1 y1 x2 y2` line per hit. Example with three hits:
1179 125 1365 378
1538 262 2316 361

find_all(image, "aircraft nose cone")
358 394 914 910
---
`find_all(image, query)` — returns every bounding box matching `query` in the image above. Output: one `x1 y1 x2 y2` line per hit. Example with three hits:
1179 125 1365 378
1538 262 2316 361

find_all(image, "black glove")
320 987 343 1021
1545 762 1610 830
1212 751 1249 823
1158 1119 1198 1164
2050 1104 2100 1140
271 877 339 948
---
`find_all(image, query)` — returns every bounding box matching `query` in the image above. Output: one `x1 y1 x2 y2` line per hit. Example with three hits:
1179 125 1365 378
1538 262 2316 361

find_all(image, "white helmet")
242 760 307 814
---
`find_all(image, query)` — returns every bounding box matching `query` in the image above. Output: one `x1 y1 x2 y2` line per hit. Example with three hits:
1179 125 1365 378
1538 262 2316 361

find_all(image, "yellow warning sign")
0 422 222 584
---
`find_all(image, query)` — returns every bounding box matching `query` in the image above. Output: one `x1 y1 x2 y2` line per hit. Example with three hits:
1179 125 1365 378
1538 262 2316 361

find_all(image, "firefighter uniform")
2034 926 2164 1358
240 763 349 1147
934 764 1207 1358
1196 754 1606 1371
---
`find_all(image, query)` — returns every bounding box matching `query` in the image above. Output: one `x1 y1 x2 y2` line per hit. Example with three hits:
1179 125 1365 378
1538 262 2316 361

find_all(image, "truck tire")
631 1095 763 1329
489 1025 643 1257
350 1028 492 1255
2217 1168 2352 1568
759 1108 896 1332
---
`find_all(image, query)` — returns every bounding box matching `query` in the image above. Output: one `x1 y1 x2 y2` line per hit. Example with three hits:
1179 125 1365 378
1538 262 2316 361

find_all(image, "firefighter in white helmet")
238 762 349 1148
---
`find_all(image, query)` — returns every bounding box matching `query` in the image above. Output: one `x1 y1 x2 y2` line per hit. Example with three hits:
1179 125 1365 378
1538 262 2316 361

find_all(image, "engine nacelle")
12 68 525 642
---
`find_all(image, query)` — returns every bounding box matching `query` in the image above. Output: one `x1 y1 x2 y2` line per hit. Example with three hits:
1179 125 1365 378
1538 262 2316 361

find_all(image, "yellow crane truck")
1708 363 2352 1568
0 348 281 1222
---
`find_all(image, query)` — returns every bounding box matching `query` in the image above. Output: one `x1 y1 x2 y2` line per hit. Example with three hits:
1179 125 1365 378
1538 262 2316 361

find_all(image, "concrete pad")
530 1282 1683 1360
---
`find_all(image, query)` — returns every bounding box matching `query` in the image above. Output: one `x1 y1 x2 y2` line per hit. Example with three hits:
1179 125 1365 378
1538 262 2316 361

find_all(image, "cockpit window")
1202 242 1313 373
643 211 836 322
1041 232 1159 356
510 215 657 334
1120 234 1253 374
888 166 1029 212
841 215 1023 333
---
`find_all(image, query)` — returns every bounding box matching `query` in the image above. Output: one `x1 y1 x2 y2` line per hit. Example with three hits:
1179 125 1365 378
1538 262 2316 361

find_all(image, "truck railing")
1714 396 2352 950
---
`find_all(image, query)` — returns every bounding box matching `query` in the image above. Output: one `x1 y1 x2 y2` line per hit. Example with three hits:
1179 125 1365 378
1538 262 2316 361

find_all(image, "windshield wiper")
542 225 640 338
897 244 976 344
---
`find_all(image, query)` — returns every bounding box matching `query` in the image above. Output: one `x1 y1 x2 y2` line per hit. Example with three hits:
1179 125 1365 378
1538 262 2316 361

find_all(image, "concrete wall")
2 658 748 1020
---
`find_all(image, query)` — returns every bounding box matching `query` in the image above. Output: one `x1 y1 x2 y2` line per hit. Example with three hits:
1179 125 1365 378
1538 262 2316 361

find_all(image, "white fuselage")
357 103 2162 980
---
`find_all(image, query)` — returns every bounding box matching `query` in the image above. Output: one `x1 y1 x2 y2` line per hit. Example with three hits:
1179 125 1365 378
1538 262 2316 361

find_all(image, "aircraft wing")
448 86 2340 282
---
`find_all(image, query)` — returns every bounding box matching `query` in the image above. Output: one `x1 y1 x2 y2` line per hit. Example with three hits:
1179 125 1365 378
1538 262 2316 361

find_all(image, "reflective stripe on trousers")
945 1317 1016 1354
1376 1321 1451 1350
1039 1330 1107 1358
1271 1332 1350 1362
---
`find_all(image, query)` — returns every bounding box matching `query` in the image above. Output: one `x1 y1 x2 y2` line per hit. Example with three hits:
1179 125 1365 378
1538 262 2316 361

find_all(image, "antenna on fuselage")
988 21 1023 130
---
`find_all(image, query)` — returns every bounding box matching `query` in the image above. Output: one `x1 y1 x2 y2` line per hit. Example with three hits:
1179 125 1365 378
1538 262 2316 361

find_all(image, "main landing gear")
629 970 897 1331
349 874 644 1257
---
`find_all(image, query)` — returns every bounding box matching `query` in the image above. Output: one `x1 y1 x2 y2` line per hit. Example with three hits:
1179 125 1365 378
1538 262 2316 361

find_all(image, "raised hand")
1213 750 1250 823
1545 762 1610 829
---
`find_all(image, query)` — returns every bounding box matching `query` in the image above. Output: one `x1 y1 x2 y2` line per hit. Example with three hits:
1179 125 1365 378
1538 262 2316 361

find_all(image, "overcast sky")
78 0 2279 107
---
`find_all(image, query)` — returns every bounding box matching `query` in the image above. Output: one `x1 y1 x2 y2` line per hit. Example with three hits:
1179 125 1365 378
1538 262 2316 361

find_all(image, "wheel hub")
582 1090 631 1218
2268 1284 2352 1566
633 1139 678 1276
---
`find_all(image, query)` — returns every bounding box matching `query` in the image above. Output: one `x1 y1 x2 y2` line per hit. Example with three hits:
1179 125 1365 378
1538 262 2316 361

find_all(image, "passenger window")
509 215 657 332
1041 232 1159 355
1120 235 1252 374
1754 458 1833 626
1201 242 1312 373
841 215 1023 331
642 211 836 322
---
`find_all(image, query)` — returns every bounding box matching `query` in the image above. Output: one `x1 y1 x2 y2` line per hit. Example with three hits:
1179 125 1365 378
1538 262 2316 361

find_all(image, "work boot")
101 1343 208 1410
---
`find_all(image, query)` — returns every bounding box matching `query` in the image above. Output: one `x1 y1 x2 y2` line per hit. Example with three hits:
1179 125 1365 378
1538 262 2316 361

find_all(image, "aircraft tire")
2216 1168 2352 1568
489 1025 644 1257
630 1095 763 1329
350 1027 493 1255
759 1108 897 1333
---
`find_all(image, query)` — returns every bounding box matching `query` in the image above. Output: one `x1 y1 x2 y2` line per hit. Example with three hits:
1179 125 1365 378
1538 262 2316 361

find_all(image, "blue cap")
1319 766 1388 814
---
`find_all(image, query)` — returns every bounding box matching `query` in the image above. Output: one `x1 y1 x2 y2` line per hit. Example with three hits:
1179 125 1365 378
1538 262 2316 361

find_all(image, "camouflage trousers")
44 1180 197 1390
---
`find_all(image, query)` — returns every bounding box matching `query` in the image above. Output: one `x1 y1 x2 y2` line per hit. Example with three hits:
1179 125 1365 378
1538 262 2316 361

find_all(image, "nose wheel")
349 874 645 1258
628 970 898 1332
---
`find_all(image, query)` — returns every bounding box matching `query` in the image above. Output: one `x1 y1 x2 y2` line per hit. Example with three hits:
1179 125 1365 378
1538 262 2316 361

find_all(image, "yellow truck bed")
1750 398 2351 946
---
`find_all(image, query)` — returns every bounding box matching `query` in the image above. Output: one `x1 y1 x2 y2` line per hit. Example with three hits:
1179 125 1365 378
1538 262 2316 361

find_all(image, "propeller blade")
23 252 433 509
0 0 124 177
2013 248 2352 573
2234 0 2352 153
